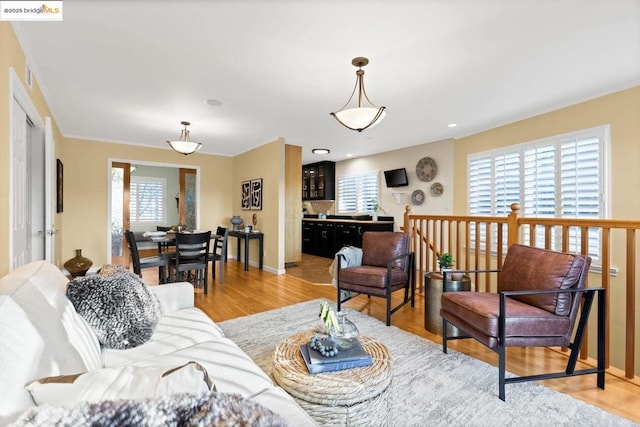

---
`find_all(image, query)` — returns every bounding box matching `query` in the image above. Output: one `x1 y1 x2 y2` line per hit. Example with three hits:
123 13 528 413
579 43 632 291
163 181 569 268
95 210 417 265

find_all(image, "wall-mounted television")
383 168 409 187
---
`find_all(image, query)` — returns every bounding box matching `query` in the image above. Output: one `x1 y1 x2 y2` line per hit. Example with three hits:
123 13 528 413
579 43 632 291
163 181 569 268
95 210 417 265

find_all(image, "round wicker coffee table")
271 330 392 426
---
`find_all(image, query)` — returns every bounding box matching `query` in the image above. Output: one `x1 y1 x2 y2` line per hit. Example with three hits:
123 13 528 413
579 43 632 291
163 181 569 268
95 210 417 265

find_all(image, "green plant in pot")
437 252 453 270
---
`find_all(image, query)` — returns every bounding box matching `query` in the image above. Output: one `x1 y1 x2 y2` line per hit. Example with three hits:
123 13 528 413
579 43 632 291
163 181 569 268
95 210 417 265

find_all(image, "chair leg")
386 292 391 326
442 318 448 354
204 267 208 295
498 345 506 401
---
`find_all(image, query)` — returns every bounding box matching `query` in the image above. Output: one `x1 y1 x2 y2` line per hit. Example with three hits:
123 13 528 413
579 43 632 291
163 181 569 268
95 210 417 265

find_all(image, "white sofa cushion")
25 362 212 406
0 261 102 418
102 307 224 367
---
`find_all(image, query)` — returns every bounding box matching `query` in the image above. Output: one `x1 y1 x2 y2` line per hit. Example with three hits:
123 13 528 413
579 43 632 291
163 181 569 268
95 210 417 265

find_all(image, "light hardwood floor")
142 257 640 423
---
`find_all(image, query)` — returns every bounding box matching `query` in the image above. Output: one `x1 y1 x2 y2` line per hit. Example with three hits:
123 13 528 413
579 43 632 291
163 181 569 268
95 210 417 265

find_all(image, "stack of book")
299 339 373 374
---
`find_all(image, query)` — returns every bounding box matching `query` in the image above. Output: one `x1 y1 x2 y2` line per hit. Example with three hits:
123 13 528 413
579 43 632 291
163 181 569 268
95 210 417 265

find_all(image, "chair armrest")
500 287 605 298
150 281 195 313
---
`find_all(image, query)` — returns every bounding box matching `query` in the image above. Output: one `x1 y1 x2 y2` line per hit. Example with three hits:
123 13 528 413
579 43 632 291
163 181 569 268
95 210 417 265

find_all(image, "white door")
30 120 45 262
44 118 57 262
11 98 29 268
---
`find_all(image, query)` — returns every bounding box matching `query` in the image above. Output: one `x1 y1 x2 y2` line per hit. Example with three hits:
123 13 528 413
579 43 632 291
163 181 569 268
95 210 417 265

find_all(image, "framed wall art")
56 159 63 213
250 178 263 210
241 180 251 210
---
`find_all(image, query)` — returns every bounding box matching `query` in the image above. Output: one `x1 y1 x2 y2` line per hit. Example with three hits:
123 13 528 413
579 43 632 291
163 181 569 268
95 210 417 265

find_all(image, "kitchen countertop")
302 218 393 224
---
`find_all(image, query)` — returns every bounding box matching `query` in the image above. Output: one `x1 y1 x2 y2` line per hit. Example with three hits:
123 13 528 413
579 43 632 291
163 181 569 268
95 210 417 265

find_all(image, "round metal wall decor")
411 189 425 205
416 156 438 182
430 182 443 197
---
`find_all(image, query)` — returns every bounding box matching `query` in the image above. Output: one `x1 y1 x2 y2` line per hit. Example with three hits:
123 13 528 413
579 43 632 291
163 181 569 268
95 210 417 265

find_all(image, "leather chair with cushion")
337 231 415 326
124 230 170 284
440 244 605 400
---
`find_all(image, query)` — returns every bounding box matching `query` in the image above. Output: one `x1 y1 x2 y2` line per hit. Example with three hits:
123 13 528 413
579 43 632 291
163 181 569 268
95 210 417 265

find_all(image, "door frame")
9 67 53 270
106 158 201 264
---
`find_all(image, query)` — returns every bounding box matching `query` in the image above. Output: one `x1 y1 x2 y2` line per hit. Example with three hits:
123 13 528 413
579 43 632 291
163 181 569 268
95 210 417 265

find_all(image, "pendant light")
167 121 202 155
330 57 386 132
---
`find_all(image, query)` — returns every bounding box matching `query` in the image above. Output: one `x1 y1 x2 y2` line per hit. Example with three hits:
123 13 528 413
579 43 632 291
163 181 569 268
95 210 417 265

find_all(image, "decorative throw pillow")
26 362 213 406
97 264 130 277
13 391 287 427
66 271 162 349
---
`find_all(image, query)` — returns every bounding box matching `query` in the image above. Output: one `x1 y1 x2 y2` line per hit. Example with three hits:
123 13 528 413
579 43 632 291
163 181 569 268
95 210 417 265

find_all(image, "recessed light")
448 123 457 128
312 148 330 154
204 99 223 106
346 154 353 157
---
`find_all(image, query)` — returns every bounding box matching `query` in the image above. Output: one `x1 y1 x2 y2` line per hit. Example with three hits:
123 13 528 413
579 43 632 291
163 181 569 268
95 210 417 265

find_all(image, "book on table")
299 338 373 374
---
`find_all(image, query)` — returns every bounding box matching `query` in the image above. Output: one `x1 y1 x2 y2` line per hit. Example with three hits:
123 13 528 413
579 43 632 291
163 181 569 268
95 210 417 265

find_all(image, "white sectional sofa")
0 261 315 425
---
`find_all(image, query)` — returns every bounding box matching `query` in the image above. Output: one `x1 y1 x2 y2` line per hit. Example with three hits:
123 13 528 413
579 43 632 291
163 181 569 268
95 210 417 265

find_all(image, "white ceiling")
13 0 640 164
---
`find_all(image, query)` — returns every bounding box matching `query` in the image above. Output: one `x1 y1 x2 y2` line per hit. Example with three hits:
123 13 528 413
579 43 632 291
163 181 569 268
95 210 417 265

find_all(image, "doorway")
108 160 200 265
9 68 55 270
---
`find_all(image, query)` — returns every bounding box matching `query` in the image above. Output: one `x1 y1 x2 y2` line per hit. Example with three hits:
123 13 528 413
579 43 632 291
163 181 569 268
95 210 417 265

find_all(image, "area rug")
219 299 635 426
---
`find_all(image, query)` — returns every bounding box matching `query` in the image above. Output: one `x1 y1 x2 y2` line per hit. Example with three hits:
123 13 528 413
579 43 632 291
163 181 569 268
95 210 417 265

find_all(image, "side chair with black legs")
124 230 170 284
209 226 229 284
169 231 211 294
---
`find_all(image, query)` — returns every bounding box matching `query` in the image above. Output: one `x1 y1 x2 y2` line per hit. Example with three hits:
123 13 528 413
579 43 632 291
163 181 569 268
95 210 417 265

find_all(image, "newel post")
403 205 412 235
507 203 521 248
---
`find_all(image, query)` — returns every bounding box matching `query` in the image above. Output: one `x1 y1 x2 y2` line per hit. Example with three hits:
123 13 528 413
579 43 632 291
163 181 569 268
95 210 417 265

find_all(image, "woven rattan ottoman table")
271 330 392 426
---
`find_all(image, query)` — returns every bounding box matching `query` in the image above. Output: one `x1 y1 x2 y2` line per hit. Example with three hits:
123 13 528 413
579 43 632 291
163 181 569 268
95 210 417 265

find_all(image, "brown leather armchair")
440 244 605 400
337 231 415 326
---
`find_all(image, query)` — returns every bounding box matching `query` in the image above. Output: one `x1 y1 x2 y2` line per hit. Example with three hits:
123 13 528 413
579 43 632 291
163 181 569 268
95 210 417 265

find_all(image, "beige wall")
336 139 454 230
0 23 64 276
232 138 285 273
452 85 640 373
60 137 233 268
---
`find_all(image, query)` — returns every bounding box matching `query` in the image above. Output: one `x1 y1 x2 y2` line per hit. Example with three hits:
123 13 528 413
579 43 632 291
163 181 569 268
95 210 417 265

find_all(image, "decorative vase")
64 249 93 277
330 311 360 350
230 215 243 231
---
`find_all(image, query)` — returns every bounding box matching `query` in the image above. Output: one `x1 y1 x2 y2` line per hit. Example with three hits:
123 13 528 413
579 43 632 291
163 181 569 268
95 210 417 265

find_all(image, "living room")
1 1 639 424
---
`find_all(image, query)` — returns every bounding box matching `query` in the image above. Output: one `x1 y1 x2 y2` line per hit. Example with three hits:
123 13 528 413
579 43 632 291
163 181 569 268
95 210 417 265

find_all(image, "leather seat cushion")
339 265 408 289
441 292 571 338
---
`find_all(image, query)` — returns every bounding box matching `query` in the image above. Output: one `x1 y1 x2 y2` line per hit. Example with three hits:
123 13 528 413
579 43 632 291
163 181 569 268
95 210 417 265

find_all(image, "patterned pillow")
66 271 162 349
97 264 130 277
13 391 287 427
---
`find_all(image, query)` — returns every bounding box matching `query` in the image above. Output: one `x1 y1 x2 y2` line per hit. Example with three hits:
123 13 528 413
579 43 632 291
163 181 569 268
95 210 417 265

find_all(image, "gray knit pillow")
13 391 288 427
66 271 162 349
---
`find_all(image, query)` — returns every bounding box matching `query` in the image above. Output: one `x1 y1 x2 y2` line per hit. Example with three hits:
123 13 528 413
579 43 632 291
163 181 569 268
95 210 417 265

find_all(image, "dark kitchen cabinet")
302 219 394 258
302 161 335 201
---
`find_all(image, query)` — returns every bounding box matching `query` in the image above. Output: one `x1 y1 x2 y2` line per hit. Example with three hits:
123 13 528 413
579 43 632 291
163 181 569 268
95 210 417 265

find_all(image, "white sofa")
0 261 316 425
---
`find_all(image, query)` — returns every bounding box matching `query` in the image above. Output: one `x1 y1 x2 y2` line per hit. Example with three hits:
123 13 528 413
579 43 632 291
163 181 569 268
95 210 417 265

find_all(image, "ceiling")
13 0 640 164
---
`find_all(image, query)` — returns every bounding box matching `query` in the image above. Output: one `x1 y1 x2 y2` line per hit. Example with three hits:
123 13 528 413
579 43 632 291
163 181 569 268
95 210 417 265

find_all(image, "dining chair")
156 225 174 255
124 230 170 284
209 226 229 284
169 231 211 294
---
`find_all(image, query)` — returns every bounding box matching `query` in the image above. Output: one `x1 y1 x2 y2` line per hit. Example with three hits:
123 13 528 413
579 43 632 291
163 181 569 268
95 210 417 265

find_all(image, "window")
130 176 167 225
468 126 608 258
337 171 379 214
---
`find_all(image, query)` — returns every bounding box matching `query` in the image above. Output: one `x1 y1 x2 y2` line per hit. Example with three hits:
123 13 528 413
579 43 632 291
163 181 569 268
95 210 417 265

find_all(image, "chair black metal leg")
386 292 391 326
498 345 506 401
442 319 448 354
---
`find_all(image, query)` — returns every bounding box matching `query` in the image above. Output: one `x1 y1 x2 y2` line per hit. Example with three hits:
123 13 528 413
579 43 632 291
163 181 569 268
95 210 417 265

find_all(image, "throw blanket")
12 391 287 427
330 245 363 285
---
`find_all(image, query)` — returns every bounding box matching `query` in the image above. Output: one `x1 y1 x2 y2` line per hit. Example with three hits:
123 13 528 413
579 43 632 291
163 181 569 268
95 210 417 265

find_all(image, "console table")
228 230 264 271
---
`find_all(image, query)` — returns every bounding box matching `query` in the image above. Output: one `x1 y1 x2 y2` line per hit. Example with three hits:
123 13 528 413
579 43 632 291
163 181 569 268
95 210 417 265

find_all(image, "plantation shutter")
337 171 379 214
131 176 166 224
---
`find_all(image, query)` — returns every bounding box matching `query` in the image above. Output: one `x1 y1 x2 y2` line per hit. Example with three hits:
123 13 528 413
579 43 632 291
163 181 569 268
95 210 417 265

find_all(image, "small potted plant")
437 252 453 270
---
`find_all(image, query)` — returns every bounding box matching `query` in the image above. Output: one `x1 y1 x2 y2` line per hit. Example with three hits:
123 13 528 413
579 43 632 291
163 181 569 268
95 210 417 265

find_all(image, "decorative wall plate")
430 182 443 197
411 189 425 205
416 157 438 182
